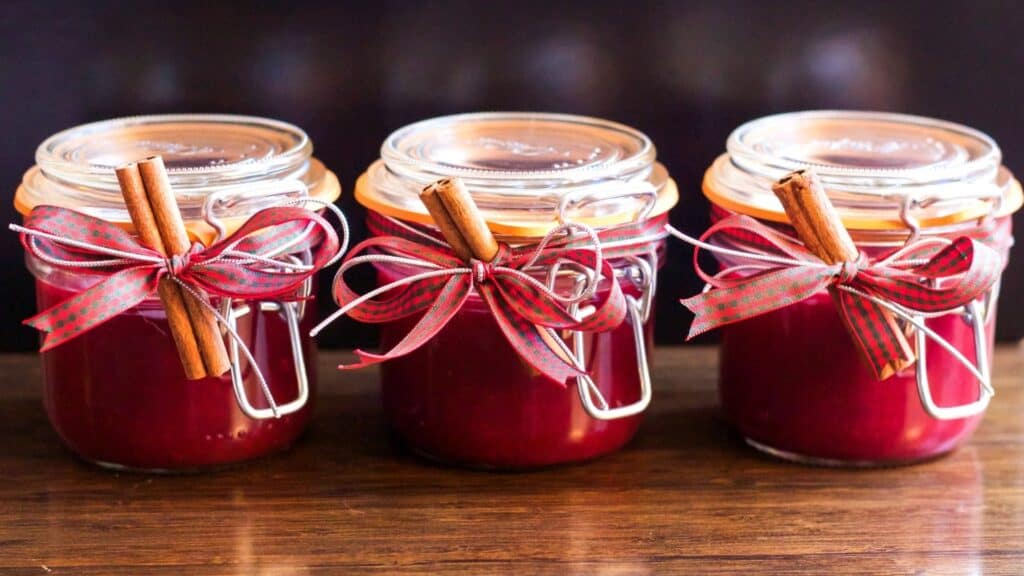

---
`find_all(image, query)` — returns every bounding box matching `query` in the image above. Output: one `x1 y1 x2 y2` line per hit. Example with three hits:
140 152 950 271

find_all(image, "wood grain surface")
2 347 1024 575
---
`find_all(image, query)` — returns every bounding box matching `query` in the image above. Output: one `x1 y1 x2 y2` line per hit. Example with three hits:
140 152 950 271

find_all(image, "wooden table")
2 347 1024 575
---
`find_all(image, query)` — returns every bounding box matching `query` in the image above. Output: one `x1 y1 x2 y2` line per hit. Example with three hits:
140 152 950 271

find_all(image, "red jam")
34 267 316 471
718 218 1010 464
376 258 657 469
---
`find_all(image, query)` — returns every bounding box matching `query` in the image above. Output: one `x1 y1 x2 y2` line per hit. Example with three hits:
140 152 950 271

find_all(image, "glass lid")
358 112 677 237
383 111 654 178
705 110 1022 230
16 114 334 225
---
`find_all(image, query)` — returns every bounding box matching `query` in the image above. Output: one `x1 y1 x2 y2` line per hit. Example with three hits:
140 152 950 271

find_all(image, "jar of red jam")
342 112 677 468
14 115 342 471
700 111 1021 465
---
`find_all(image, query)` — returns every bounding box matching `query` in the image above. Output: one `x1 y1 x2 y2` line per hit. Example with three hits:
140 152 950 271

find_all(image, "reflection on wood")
1 346 1023 573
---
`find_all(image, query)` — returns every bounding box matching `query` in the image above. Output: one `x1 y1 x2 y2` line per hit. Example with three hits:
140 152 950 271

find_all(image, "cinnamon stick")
116 164 207 380
420 182 474 261
138 156 232 377
420 178 579 364
430 178 499 262
772 169 915 378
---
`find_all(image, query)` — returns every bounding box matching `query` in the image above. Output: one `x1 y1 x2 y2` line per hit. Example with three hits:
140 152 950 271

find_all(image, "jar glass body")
716 214 1010 464
16 115 338 471
28 254 318 471
353 112 676 469
703 111 1021 465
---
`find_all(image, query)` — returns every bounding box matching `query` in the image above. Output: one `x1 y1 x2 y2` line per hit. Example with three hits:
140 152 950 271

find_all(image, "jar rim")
705 110 1023 230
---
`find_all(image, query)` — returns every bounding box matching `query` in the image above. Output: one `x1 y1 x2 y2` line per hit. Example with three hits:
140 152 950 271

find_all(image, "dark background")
2 0 1023 350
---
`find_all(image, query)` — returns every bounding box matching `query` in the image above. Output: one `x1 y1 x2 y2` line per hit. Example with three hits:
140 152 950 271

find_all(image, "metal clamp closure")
202 184 319 420
545 256 656 420
897 188 1002 247
915 298 993 420
557 181 658 226
222 249 313 420
225 298 310 420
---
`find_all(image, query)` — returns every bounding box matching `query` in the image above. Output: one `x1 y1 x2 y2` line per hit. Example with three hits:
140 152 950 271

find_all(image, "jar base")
404 444 624 471
394 419 640 471
744 437 956 468
91 459 206 475
90 459 260 475
82 441 300 475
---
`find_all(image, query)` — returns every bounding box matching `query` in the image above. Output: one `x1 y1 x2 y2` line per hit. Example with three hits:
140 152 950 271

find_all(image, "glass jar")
350 112 677 468
14 114 341 471
702 111 1022 465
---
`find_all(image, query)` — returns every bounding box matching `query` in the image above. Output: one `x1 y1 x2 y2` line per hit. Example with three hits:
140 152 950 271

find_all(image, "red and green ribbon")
14 204 341 352
318 212 668 386
676 214 1004 380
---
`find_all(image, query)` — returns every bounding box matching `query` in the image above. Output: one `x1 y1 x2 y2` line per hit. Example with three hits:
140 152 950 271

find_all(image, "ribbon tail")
481 285 586 386
26 267 159 351
835 290 916 381
339 276 471 370
681 267 833 340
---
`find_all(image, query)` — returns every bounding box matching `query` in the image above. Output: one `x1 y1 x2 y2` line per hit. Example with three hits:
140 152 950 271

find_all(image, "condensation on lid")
706 110 1021 230
361 112 676 236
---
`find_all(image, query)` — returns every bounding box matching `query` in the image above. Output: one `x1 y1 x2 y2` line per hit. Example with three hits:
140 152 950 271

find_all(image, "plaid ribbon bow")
677 214 1003 380
314 212 668 385
14 204 341 352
